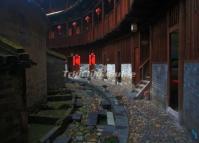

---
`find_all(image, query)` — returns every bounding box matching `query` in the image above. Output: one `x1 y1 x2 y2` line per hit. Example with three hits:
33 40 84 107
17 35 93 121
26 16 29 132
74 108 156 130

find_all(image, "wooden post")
102 0 105 37
92 11 95 41
178 0 186 124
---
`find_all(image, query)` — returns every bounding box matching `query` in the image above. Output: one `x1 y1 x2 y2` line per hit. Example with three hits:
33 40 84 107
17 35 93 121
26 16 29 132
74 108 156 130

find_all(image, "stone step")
133 80 150 98
71 113 82 122
140 80 150 85
136 84 145 89
87 112 98 126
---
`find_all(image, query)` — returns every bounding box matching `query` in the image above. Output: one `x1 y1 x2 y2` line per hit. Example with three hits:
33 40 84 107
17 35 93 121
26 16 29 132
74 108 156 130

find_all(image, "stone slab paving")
70 79 129 143
90 79 194 143
125 100 193 143
53 135 71 143
113 105 127 115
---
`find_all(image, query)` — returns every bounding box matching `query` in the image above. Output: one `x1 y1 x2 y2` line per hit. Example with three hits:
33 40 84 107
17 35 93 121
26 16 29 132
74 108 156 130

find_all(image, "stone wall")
0 69 27 143
47 54 65 91
151 64 168 108
183 63 199 137
0 0 47 107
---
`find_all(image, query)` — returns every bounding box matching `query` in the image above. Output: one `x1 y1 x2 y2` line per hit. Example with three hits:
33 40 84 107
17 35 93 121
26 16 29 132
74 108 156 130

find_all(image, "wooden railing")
48 0 134 48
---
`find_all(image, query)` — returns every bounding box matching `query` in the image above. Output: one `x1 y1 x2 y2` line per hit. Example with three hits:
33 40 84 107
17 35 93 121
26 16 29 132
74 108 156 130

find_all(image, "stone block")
107 112 115 126
87 112 98 126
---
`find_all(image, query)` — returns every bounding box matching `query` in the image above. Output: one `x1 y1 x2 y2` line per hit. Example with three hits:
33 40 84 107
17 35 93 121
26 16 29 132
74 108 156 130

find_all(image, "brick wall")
0 0 47 107
0 69 27 143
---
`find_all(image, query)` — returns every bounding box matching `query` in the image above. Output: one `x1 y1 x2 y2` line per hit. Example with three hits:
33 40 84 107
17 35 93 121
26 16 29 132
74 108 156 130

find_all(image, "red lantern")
57 25 62 30
89 53 96 65
57 25 62 35
85 16 91 23
95 7 102 16
72 21 77 27
73 54 80 66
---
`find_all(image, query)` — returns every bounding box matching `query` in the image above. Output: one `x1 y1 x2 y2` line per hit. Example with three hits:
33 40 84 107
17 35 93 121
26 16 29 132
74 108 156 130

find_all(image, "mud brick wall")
0 0 47 107
0 70 27 143
47 55 65 91
183 63 199 136
152 64 168 108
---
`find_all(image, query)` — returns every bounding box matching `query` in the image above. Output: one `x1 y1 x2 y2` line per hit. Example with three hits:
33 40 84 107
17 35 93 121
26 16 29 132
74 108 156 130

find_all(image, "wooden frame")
166 1 186 116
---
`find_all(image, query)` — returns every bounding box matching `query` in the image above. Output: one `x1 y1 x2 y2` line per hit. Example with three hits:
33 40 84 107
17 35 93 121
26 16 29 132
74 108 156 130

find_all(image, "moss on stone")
0 35 23 50
34 109 71 118
47 101 72 109
28 124 54 143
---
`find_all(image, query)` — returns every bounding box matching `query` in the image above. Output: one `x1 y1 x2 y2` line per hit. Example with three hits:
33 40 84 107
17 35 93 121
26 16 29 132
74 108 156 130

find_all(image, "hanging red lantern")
95 7 102 16
89 53 96 65
72 21 77 27
73 54 80 66
85 16 91 23
57 25 62 35
57 25 62 30
76 55 80 65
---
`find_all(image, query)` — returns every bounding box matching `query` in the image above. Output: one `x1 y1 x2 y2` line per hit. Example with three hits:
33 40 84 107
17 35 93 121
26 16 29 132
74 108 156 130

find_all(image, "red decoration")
95 7 102 16
57 25 62 35
57 25 62 30
89 53 96 65
85 16 91 23
73 54 80 66
72 21 77 27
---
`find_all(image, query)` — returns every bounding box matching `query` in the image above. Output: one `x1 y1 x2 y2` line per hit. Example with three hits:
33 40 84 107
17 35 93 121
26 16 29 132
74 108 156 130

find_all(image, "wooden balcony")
48 0 134 49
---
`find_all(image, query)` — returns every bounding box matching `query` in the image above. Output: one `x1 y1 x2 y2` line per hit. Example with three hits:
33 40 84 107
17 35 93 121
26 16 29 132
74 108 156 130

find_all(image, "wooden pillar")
80 18 83 34
102 0 105 20
178 0 186 124
102 0 105 37
92 11 95 41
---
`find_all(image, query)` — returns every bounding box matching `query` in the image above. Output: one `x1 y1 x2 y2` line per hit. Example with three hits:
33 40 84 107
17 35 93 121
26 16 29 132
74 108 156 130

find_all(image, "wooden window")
169 5 179 27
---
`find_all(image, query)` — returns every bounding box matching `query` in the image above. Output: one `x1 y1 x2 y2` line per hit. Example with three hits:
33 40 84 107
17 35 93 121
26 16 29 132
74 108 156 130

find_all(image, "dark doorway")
169 31 179 111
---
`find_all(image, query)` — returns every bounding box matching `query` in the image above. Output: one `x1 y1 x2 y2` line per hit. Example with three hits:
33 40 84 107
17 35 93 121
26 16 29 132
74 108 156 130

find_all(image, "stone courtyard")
90 80 194 143
1 0 199 142
29 78 194 143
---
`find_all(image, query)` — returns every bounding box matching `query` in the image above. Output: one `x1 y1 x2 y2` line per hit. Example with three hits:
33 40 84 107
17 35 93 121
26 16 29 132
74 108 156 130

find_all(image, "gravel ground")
90 80 193 143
